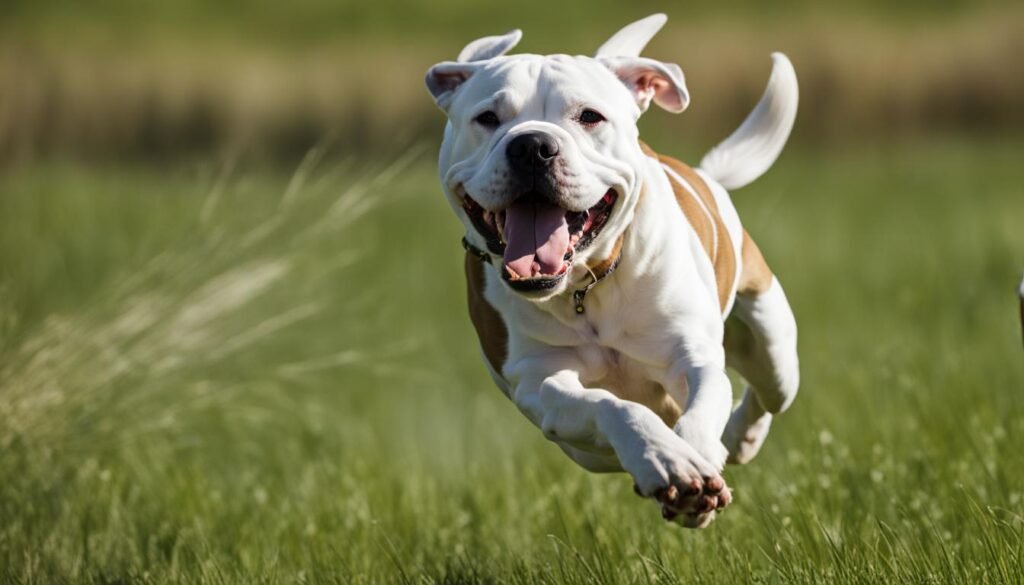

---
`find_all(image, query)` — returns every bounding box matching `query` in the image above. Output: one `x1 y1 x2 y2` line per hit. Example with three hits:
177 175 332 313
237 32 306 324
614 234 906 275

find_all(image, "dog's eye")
475 111 501 128
579 109 606 125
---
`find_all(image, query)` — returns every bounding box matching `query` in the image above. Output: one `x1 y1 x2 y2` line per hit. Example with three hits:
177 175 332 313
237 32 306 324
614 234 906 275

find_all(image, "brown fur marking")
640 142 737 311
465 253 508 374
588 234 625 277
737 229 774 295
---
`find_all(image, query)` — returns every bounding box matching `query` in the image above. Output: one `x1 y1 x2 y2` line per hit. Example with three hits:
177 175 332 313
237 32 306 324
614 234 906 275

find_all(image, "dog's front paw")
624 429 731 529
655 478 732 528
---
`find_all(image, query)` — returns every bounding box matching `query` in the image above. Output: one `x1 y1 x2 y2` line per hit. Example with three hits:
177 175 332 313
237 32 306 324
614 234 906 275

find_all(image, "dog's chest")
510 283 687 426
575 340 684 426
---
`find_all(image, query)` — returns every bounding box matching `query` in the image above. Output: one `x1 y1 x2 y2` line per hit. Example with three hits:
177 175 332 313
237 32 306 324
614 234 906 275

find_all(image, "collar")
462 235 623 315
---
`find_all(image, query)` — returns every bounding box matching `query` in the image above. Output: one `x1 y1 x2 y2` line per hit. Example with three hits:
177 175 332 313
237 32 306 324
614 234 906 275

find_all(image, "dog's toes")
685 477 702 496
705 475 724 494
717 486 733 508
655 474 731 527
697 494 718 513
655 484 679 503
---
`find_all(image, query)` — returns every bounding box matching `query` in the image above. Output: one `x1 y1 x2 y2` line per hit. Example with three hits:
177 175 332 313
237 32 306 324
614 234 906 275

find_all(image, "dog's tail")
699 53 798 191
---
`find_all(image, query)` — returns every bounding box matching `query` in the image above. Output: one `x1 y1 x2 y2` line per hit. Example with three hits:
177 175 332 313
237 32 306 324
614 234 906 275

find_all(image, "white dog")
426 14 800 528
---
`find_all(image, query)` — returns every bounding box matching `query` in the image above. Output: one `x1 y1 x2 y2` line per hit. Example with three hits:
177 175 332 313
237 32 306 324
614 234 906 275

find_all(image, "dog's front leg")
508 353 729 528
667 341 734 472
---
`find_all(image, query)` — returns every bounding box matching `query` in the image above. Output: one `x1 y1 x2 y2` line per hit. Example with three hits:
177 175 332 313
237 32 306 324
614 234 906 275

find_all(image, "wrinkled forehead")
453 54 635 115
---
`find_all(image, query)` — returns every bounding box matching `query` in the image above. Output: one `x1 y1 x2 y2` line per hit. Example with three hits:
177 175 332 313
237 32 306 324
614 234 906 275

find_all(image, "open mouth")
461 189 618 292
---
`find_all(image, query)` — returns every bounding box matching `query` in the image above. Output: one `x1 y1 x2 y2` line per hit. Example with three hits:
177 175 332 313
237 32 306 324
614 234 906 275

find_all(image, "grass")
1 138 1023 583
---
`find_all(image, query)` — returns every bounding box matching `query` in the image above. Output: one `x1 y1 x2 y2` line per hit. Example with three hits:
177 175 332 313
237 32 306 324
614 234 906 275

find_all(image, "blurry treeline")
3 0 1023 165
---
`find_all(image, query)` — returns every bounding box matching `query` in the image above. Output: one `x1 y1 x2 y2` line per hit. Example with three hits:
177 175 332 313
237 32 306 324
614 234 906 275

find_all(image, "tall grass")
0 139 1023 583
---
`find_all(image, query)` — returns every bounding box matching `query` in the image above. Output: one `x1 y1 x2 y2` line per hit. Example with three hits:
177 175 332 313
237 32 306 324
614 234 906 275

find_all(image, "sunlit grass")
1 140 1023 583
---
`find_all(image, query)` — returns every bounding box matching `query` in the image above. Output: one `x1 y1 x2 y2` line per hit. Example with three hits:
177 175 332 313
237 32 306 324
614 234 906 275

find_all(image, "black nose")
506 133 559 170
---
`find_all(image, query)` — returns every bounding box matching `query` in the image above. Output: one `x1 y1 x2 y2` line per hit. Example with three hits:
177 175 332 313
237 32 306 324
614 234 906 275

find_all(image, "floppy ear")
458 29 522 62
425 30 521 110
595 15 688 113
595 13 667 59
425 62 480 110
600 56 689 113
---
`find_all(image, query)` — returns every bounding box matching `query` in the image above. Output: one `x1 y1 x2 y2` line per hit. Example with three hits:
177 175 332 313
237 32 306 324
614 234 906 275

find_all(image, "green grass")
1 139 1023 583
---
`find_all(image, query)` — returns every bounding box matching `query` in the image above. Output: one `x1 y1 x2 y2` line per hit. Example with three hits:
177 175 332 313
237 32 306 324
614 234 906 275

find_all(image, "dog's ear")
595 14 667 59
458 29 522 63
425 62 480 110
600 56 689 114
426 30 521 111
595 14 688 113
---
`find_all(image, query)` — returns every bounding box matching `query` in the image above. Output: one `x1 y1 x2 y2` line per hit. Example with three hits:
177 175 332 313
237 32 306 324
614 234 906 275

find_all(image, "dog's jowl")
426 14 800 528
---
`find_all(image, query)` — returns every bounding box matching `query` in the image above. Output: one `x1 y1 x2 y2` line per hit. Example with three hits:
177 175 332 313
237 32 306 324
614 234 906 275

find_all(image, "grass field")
1 138 1023 583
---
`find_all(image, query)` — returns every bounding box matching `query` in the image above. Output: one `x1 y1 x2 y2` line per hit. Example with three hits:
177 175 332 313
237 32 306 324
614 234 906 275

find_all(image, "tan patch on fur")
640 142 737 311
737 229 774 295
649 388 684 427
587 234 625 277
465 253 508 375
598 374 683 428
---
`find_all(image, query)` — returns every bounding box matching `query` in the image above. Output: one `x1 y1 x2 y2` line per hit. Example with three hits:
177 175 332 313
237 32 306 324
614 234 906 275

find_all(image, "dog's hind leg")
721 234 799 464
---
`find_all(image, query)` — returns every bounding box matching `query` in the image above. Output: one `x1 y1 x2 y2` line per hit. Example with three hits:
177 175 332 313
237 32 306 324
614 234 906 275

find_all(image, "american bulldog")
425 14 800 528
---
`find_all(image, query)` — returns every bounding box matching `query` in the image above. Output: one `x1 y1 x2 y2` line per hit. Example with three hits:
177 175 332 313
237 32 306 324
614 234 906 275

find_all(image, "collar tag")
573 289 588 314
571 255 620 315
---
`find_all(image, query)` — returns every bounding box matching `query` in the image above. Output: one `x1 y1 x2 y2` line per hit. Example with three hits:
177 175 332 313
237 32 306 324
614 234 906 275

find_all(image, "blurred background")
1 1 1023 583
4 0 1024 163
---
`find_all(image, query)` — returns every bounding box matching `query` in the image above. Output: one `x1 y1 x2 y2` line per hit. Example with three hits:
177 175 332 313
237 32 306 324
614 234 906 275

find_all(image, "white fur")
595 13 666 58
699 53 799 191
427 15 800 528
721 277 800 464
458 29 523 63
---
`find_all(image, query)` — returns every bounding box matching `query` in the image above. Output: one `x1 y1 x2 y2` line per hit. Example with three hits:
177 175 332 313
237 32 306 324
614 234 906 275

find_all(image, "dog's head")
426 14 689 299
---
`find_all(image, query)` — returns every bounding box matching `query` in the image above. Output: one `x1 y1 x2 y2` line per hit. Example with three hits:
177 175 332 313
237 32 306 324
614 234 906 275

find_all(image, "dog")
425 14 800 528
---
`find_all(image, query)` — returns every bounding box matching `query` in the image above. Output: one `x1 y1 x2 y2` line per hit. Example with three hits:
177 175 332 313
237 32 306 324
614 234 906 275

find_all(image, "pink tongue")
503 199 570 278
